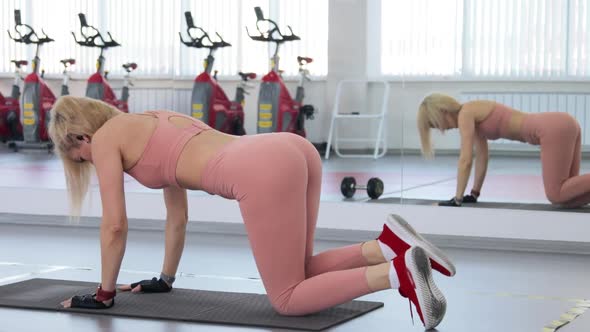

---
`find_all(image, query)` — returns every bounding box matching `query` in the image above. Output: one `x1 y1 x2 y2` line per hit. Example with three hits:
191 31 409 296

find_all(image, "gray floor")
0 223 589 332
323 152 590 204
0 148 589 331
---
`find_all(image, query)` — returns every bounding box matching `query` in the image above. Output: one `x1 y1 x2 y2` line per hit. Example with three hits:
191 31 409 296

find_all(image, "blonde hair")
48 96 122 216
416 93 462 158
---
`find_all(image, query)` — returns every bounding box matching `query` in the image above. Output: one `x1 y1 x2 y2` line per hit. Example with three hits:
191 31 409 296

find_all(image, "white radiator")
461 92 590 146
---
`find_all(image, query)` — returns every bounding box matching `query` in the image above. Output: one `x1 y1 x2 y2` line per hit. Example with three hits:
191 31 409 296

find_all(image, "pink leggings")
522 112 590 207
201 133 373 315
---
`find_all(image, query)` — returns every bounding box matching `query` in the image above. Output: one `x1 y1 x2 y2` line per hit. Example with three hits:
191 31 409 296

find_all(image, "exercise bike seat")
297 56 313 65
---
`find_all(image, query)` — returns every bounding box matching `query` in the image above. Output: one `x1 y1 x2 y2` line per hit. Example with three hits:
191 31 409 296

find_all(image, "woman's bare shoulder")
461 100 496 120
93 114 132 146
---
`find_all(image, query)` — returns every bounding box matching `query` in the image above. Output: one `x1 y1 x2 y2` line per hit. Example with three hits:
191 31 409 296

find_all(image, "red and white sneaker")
378 214 456 277
393 246 446 330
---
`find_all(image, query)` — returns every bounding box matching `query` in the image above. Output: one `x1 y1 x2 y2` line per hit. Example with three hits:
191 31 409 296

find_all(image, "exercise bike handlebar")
179 11 232 50
71 13 121 49
246 7 300 44
7 10 54 45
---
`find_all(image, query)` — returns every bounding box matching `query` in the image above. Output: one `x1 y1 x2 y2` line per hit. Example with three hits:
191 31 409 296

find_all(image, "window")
381 0 463 76
381 0 590 79
1 1 32 74
0 0 328 78
569 0 590 76
179 0 240 77
463 0 567 78
272 0 329 76
28 0 99 75
104 0 179 76
179 0 328 77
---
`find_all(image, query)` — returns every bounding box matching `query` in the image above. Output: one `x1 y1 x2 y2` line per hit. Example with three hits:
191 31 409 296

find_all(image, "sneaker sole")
387 214 456 276
406 246 447 330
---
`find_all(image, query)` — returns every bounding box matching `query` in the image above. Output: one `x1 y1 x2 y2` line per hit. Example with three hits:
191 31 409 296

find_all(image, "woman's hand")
438 197 462 207
61 294 114 309
118 277 172 293
61 285 116 309
462 194 478 203
462 189 480 203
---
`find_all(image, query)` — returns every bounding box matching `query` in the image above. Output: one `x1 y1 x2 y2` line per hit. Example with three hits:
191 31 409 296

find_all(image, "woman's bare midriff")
470 100 527 140
175 130 238 190
115 112 238 190
506 111 526 141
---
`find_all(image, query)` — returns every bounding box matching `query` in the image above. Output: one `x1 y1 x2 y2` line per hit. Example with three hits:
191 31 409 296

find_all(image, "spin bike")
72 13 137 113
246 7 315 137
0 60 26 143
59 58 75 96
179 11 254 135
7 9 55 151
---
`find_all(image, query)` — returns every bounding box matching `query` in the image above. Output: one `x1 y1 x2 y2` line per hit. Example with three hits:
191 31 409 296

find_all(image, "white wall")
3 0 590 152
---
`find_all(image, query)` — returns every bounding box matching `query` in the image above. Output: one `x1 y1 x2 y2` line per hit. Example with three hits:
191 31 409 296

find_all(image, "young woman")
417 93 590 208
51 96 454 329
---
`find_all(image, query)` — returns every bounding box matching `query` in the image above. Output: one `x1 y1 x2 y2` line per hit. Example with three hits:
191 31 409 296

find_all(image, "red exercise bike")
7 9 55 151
246 7 315 137
0 59 26 143
179 11 255 135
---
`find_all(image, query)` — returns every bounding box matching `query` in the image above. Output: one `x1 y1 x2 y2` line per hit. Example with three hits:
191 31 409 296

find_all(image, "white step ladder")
325 80 390 159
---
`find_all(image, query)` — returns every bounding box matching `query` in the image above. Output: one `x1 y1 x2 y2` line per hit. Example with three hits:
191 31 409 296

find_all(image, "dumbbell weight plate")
367 177 384 199
340 177 356 198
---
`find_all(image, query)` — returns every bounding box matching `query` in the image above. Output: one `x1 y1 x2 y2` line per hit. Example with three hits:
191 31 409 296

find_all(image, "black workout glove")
462 194 478 203
438 197 462 207
70 293 114 309
130 277 172 293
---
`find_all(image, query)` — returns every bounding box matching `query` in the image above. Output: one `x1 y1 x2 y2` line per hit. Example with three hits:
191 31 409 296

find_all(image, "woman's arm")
161 186 188 279
118 187 187 293
454 110 477 202
471 135 489 195
92 132 128 293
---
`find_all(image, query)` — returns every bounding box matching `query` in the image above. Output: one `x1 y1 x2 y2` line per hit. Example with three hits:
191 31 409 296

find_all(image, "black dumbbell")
340 177 384 200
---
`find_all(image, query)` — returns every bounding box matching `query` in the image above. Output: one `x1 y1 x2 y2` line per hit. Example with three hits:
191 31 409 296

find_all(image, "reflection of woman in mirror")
417 93 590 208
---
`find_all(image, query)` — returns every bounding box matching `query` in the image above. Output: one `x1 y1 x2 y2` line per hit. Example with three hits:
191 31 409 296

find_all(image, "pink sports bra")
476 103 524 142
126 110 211 189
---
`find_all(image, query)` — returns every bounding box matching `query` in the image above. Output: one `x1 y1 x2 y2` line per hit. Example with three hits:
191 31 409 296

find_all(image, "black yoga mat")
0 278 383 331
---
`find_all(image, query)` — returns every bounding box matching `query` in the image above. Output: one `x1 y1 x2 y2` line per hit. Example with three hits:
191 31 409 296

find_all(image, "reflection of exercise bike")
0 60 26 143
59 58 75 96
179 12 254 135
247 7 315 137
7 9 55 152
72 13 137 113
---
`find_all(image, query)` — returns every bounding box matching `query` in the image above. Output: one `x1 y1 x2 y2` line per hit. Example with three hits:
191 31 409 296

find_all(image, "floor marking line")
0 266 69 284
119 269 262 282
0 262 92 270
0 262 262 282
542 300 590 332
